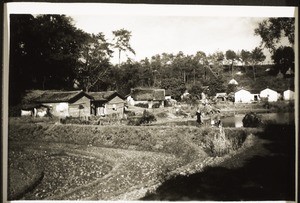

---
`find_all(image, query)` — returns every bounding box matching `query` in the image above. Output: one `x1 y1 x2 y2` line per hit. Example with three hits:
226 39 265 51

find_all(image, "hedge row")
8 123 254 160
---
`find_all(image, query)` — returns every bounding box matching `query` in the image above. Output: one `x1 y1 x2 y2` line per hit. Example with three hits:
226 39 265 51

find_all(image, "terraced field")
7 118 266 200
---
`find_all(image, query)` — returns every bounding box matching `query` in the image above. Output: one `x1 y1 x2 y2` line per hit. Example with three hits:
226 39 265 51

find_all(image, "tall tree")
249 47 266 81
271 46 294 75
240 49 252 73
254 17 295 53
9 14 86 105
225 50 237 77
112 29 135 67
78 33 113 91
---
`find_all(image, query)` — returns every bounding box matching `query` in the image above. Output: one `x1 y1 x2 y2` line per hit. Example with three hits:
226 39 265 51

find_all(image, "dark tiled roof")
131 88 165 101
88 91 125 101
34 91 92 103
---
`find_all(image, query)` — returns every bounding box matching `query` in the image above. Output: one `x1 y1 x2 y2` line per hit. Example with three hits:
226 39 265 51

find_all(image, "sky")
7 3 295 64
72 15 269 64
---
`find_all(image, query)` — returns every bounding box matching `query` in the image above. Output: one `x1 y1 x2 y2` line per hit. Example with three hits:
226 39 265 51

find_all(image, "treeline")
9 15 295 105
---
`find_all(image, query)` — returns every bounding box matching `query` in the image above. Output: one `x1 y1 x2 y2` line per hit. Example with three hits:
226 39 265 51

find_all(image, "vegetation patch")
8 147 112 200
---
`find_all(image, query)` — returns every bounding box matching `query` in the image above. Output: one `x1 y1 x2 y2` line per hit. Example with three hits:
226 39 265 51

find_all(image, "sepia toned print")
4 4 297 201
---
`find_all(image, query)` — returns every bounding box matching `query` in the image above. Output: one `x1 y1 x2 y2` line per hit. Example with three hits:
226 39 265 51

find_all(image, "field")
7 116 259 200
7 102 295 200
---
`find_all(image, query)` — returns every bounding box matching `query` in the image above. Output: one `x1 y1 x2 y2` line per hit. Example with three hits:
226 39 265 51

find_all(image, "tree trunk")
231 61 234 77
42 76 46 90
252 65 256 81
193 68 195 84
118 49 121 67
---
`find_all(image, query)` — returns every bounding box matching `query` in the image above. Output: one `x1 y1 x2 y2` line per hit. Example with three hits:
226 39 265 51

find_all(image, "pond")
154 112 294 128
222 112 295 128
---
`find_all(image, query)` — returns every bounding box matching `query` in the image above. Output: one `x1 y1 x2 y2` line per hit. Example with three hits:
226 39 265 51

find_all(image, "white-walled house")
129 88 165 108
228 79 238 85
34 90 93 117
260 88 279 102
283 90 295 101
235 89 252 103
89 91 125 118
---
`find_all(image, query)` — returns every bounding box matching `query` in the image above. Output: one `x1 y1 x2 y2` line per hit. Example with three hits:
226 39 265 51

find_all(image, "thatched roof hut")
131 88 165 101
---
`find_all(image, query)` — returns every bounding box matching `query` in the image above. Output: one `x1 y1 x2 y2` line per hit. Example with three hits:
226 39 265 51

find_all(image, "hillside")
220 65 294 93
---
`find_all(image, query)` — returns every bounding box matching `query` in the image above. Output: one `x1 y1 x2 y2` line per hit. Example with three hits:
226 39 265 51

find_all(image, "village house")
234 89 252 103
34 90 93 117
215 93 227 102
260 88 279 102
165 90 172 100
228 78 238 85
251 93 261 102
283 89 294 101
88 91 125 118
128 88 165 108
21 103 49 117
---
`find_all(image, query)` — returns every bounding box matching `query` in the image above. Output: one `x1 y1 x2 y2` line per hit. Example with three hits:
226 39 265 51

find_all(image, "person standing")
196 109 202 125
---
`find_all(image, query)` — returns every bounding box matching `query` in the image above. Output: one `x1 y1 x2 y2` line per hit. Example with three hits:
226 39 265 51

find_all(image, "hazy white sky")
72 15 268 63
7 3 295 64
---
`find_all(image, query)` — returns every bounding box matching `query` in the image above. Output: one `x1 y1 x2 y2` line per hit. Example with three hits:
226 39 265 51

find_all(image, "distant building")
228 79 238 85
89 91 125 118
215 93 227 102
235 89 252 103
260 88 278 102
129 88 165 108
34 90 93 117
283 89 294 101
251 94 261 102
20 103 49 117
165 90 172 100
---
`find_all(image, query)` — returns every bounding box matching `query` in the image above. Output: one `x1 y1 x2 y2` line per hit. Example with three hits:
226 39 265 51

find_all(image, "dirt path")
9 141 181 200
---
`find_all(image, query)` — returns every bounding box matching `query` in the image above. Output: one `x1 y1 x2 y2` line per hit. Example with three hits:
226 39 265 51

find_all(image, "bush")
242 112 262 127
134 103 149 108
175 110 189 118
124 110 136 117
152 103 160 108
139 110 157 125
127 111 156 126
156 112 168 118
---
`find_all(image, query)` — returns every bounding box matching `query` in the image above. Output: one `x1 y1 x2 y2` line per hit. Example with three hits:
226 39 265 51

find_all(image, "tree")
112 29 135 67
239 49 252 73
77 33 113 91
254 18 295 53
271 46 294 75
9 14 86 105
207 51 224 75
161 78 186 100
249 47 266 81
240 49 251 66
225 50 237 77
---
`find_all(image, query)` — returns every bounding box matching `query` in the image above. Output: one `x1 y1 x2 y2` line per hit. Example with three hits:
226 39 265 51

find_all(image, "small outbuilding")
235 89 252 103
260 88 278 102
34 90 93 117
283 89 294 101
130 88 165 108
21 103 49 117
215 93 227 102
89 91 125 118
228 78 238 85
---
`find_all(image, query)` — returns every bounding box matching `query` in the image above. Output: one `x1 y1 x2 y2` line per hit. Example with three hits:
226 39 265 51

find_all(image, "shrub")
127 116 142 126
139 110 157 125
124 110 136 117
242 112 262 127
152 103 160 108
134 103 149 108
175 110 189 118
156 112 168 118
